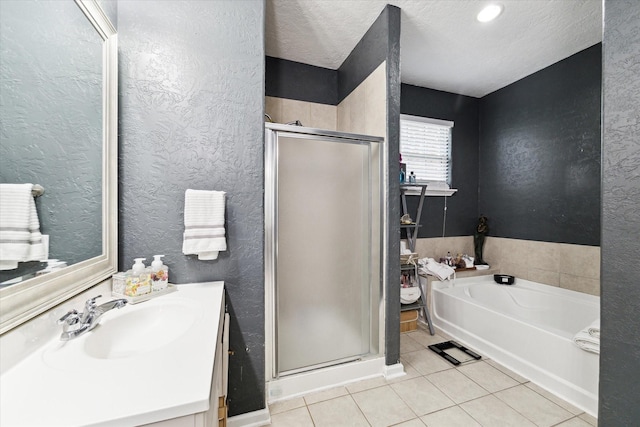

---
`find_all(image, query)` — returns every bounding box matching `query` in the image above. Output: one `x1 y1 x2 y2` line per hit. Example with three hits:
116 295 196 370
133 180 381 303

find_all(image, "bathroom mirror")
0 0 117 334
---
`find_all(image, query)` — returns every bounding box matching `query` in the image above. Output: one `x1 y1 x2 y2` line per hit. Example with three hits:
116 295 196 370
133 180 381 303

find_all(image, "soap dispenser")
132 258 146 276
125 258 151 297
151 255 169 292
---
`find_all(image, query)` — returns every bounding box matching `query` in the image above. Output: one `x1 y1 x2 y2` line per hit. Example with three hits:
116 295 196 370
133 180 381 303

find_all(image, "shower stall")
265 123 385 398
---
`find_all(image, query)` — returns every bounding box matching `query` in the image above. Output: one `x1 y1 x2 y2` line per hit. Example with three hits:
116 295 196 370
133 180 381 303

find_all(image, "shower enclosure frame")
265 123 386 382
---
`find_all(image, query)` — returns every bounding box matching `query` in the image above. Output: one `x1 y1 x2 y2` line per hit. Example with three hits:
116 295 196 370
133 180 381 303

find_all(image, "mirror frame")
0 0 117 334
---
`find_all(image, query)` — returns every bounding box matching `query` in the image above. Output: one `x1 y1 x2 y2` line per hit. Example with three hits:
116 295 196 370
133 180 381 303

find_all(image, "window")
400 114 453 184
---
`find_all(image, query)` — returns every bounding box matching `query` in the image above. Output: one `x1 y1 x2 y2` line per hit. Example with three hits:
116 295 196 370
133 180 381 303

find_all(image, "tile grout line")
405 331 596 424
524 382 587 418
345 393 374 427
272 330 594 426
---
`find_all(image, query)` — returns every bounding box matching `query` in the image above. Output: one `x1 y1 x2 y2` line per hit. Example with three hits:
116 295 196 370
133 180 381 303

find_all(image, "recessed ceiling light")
477 4 503 22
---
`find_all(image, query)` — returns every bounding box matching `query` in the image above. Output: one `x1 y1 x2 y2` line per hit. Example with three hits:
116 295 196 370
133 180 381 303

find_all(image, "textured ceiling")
265 0 602 97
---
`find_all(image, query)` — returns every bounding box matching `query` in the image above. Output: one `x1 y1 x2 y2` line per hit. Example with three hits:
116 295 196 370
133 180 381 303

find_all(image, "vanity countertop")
0 281 225 427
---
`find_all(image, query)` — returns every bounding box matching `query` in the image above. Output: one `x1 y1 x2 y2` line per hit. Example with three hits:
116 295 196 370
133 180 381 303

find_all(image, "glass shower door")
274 131 374 375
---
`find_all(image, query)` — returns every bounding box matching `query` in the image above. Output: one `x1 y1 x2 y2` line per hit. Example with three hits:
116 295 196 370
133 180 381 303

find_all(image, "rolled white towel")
588 318 600 339
573 329 599 354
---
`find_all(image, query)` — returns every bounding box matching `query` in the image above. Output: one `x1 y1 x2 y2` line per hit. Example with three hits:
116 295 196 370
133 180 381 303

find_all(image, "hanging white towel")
587 318 600 339
182 189 227 260
0 184 46 270
573 329 600 354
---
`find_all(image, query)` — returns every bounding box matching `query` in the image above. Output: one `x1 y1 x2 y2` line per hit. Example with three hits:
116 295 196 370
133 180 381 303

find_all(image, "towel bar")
32 184 44 197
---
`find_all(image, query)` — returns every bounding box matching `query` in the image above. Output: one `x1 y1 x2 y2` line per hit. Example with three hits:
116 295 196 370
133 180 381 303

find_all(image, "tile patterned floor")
268 327 598 427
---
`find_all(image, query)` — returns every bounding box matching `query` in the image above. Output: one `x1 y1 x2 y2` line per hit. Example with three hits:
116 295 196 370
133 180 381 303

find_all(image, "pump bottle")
151 255 169 292
125 258 151 297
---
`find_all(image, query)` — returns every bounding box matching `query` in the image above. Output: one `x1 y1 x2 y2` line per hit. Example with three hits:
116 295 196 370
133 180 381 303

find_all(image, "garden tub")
431 275 599 416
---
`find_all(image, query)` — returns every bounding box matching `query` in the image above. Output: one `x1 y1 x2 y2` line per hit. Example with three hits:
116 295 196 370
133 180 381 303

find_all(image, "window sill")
400 185 458 197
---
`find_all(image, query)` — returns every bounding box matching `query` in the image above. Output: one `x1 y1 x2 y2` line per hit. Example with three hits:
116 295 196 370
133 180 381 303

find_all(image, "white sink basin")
84 300 197 359
2 282 225 427
42 296 200 369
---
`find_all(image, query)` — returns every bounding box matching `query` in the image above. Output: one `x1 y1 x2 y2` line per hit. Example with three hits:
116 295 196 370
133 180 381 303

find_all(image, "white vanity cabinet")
144 294 229 427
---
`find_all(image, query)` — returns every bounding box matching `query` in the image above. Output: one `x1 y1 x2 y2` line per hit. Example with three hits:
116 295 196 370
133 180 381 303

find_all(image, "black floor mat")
428 340 482 366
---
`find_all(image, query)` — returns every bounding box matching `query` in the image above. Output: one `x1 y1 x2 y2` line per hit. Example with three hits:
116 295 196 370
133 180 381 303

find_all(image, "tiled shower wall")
265 61 387 139
337 62 386 138
265 97 337 130
415 236 600 296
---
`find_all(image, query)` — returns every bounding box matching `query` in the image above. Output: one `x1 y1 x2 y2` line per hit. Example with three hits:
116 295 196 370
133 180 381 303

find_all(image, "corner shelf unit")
400 183 434 335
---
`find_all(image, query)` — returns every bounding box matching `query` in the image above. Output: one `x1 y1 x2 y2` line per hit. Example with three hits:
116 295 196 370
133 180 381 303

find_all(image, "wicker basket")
400 252 419 265
400 310 418 332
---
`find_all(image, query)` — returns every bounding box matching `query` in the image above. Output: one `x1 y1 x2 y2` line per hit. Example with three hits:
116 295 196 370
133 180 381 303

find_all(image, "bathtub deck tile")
495 384 574 426
458 361 520 393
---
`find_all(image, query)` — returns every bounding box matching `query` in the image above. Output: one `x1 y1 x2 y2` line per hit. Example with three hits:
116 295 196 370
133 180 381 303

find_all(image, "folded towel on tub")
419 257 455 281
573 329 599 354
588 318 600 339
182 189 227 260
0 183 46 270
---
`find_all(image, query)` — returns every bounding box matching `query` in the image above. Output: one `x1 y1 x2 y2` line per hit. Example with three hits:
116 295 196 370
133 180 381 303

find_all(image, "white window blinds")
400 114 453 184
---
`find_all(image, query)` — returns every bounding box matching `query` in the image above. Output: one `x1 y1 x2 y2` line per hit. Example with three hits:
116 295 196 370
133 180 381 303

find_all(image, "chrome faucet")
57 295 127 341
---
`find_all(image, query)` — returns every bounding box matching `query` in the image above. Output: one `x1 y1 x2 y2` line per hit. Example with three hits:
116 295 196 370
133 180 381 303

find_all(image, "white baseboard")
267 357 386 403
383 362 405 380
227 408 270 427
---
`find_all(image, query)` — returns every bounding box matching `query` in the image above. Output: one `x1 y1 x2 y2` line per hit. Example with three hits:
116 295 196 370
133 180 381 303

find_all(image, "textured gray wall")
479 44 602 246
600 0 640 423
385 6 402 366
266 56 338 105
401 84 480 238
338 6 397 104
117 0 265 416
338 5 401 366
0 0 103 274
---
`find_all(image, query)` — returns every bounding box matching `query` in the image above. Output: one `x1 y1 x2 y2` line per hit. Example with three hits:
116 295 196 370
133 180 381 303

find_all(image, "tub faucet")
57 295 127 341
